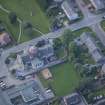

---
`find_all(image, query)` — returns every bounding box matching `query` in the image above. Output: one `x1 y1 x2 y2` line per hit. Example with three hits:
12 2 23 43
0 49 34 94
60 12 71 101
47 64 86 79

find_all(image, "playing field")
0 0 50 42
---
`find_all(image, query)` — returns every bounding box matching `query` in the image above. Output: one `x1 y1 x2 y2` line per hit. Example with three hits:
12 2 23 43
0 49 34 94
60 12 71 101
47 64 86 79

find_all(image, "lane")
91 23 105 46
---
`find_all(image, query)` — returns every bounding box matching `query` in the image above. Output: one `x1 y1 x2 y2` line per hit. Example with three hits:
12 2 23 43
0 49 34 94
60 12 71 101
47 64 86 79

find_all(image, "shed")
41 68 52 80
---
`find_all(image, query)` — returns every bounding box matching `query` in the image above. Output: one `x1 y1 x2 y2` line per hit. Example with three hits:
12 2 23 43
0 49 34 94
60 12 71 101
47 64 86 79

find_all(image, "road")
91 23 105 46
0 0 105 86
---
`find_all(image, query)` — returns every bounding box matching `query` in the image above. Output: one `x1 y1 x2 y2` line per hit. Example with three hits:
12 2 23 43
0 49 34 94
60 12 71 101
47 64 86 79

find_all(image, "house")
80 32 105 64
16 54 44 73
11 39 55 77
62 92 88 105
0 32 11 47
28 46 38 58
31 57 44 69
2 80 54 105
16 43 54 70
0 89 12 105
61 0 79 21
90 0 105 11
38 44 54 59
16 54 32 70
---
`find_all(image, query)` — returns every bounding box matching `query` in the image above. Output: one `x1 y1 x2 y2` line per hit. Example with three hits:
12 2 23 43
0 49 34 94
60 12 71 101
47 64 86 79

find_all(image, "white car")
0 81 6 88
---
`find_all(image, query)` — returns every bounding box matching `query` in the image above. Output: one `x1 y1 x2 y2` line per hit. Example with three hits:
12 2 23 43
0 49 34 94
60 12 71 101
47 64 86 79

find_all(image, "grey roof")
38 44 54 59
61 0 79 21
20 80 45 103
22 55 31 65
5 80 47 105
90 0 105 10
64 93 87 105
0 89 12 105
80 32 105 63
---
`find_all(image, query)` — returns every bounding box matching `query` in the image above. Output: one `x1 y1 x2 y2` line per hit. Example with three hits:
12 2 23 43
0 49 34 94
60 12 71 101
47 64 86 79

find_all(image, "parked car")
102 16 105 19
0 80 6 89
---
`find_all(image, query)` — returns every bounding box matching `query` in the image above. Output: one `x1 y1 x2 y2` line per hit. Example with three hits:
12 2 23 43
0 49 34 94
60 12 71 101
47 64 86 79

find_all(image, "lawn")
39 27 95 97
73 27 94 36
39 62 81 97
0 0 50 42
100 20 105 31
83 0 91 5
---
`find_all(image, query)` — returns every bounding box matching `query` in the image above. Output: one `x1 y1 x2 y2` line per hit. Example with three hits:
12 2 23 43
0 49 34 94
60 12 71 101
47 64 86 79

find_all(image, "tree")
11 69 16 75
5 58 10 65
53 38 62 50
23 22 33 36
9 12 17 24
62 30 74 56
37 0 52 10
73 45 82 58
23 22 32 29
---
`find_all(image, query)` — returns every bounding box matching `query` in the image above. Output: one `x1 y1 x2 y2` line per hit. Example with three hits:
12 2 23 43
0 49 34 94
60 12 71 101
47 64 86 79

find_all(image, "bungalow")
80 32 105 64
62 92 88 105
90 0 105 11
61 0 79 21
0 32 11 47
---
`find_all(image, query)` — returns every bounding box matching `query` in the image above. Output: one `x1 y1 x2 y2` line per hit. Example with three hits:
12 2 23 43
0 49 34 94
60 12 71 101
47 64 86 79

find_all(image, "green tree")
53 38 62 50
37 0 52 10
9 12 17 24
62 30 74 56
23 22 33 36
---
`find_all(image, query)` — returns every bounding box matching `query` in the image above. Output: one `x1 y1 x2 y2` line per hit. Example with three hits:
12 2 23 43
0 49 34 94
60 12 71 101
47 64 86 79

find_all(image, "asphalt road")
0 0 105 87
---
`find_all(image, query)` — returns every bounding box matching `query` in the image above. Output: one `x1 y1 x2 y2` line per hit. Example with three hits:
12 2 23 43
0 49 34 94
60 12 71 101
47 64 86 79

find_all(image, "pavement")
0 0 105 86
91 23 105 46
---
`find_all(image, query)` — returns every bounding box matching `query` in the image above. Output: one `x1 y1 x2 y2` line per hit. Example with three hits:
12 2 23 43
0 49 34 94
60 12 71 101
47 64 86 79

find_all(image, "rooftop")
4 80 48 105
63 93 87 105
61 0 79 21
0 32 11 46
90 0 105 10
20 80 45 103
